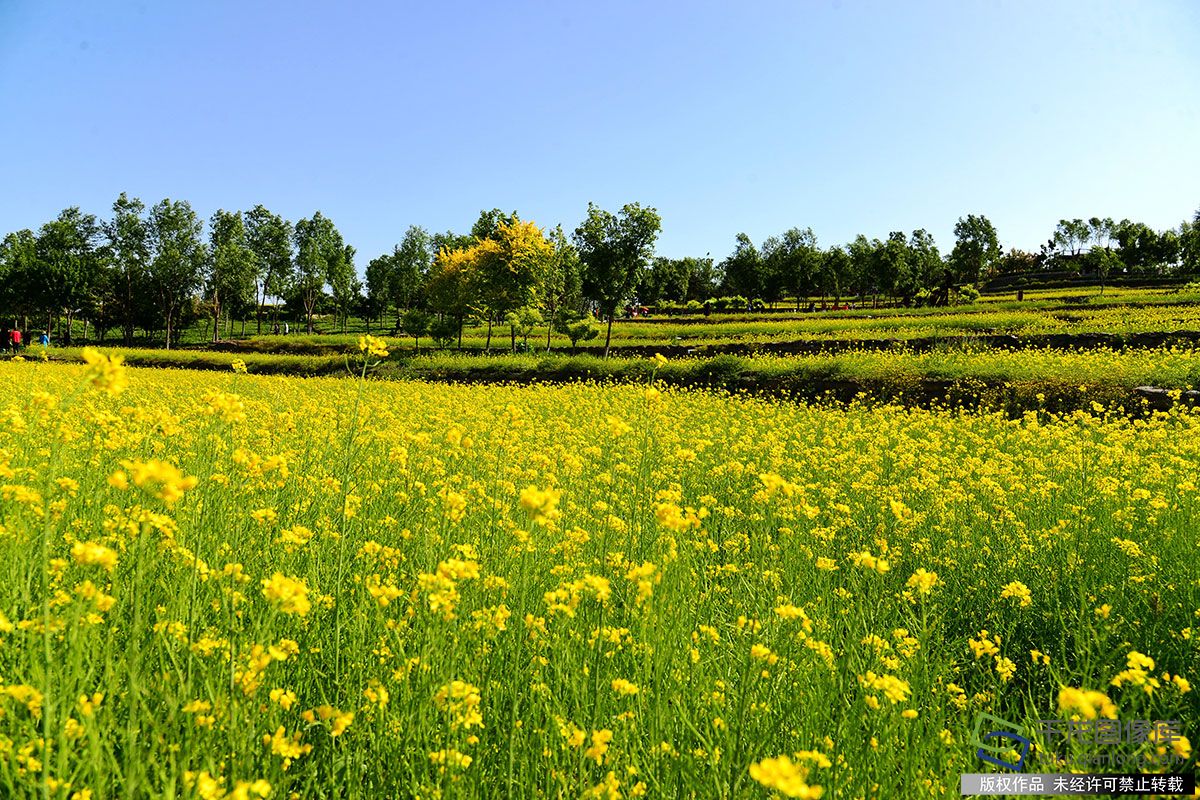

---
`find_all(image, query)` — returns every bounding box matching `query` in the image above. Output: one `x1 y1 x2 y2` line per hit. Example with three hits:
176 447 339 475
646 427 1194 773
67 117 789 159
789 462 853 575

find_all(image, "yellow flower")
652 352 668 368
585 729 613 764
1058 686 1118 720
81 347 128 396
905 568 939 596
519 485 562 526
611 678 640 696
749 755 823 799
357 335 390 358
1000 581 1032 608
118 458 198 504
434 680 483 730
72 541 118 572
261 573 311 617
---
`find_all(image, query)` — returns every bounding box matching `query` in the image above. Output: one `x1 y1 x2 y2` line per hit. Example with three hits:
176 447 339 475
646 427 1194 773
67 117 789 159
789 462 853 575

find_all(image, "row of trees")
3 197 1198 353
704 211 1200 309
0 194 357 348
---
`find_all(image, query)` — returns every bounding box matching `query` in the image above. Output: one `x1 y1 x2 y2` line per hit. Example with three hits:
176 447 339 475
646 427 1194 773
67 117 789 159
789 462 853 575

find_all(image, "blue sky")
1 0 1197 266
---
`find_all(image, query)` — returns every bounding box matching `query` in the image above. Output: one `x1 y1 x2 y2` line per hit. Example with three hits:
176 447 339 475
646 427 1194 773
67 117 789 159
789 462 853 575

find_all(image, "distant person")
38 331 49 346
283 322 289 335
8 327 21 353
272 322 280 335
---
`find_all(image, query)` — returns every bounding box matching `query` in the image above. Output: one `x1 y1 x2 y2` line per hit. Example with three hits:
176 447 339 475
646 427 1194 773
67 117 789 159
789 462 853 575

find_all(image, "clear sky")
1 0 1197 266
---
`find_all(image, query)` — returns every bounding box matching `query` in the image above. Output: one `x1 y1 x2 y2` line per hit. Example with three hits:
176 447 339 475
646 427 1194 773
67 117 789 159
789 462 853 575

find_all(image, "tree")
363 255 392 331
819 246 851 306
719 233 762 299
1180 209 1200 277
846 235 879 303
687 255 719 301
575 202 662 357
293 212 344 334
1088 217 1116 251
474 219 554 350
245 206 294 333
554 309 599 353
877 232 914 303
207 210 254 341
401 308 432 353
35 207 103 343
146 199 206 349
906 230 941 299
949 214 1002 290
329 244 357 332
640 257 691 306
1081 247 1123 293
1052 219 1091 257
471 208 519 241
505 307 542 352
105 193 150 345
541 226 582 350
997 248 1041 275
388 226 433 318
0 230 37 331
426 245 476 348
759 228 820 308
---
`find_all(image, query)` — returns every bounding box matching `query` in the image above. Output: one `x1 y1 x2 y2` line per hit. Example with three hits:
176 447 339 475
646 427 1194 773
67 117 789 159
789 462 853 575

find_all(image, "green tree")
0 230 37 332
760 228 820 308
640 257 693 306
949 214 1002 290
207 210 255 341
245 206 294 333
1180 209 1200 277
401 308 432 353
575 202 662 357
878 232 915 303
553 309 599 354
147 199 206 349
35 207 103 343
104 193 150 345
540 226 583 350
1081 247 1123 293
846 235 879 303
719 233 762 299
471 208 519 241
329 244 357 332
293 212 344 334
386 226 433 320
906 229 941 297
819 246 851 306
364 255 392 331
1052 219 1091 256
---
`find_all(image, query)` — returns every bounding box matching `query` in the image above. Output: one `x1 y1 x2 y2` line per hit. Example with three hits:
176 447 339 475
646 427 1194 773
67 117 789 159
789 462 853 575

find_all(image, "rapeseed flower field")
0 349 1196 798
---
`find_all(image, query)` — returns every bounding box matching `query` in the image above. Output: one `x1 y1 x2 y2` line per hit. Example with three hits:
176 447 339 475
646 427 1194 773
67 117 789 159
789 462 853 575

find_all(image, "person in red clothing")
8 327 21 353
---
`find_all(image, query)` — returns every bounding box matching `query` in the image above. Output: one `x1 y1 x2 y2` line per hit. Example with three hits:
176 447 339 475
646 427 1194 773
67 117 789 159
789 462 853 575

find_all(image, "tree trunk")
164 309 173 351
510 326 516 353
485 319 492 352
457 317 463 350
603 315 614 358
546 321 552 352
